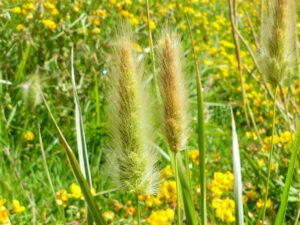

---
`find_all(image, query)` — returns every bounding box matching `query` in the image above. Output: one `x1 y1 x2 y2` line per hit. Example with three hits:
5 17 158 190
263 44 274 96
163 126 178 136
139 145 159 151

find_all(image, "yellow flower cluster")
41 19 57 31
102 210 115 222
44 1 59 16
0 199 9 224
146 208 174 225
160 165 173 179
188 149 199 165
55 183 94 207
262 131 294 152
23 131 34 141
211 171 234 197
12 2 35 16
139 180 177 207
256 198 272 209
110 200 136 216
0 198 26 224
212 198 235 223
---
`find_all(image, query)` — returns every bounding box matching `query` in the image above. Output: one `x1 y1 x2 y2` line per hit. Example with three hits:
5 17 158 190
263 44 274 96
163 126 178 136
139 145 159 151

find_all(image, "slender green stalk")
228 0 250 126
261 87 278 224
136 194 141 225
146 0 159 98
38 124 66 224
93 70 101 127
174 153 181 225
185 14 207 225
274 122 300 225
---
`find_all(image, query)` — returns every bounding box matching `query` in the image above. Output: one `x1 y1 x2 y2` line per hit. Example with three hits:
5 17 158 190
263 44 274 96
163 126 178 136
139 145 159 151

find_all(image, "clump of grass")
157 30 189 225
259 0 296 88
106 28 159 196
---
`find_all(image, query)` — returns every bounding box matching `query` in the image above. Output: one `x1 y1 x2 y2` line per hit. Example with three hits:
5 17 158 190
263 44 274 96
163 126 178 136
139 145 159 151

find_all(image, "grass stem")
136 194 141 225
185 14 207 225
174 153 181 225
261 87 278 224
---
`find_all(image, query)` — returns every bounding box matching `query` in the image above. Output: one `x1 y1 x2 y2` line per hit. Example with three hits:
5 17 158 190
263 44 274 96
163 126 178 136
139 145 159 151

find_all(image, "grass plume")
157 31 189 154
259 0 296 87
106 28 158 195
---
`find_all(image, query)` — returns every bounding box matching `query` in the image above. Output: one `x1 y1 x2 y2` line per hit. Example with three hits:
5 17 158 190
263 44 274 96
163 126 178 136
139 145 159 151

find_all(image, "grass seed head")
157 30 189 153
106 27 159 195
21 75 43 110
259 0 297 88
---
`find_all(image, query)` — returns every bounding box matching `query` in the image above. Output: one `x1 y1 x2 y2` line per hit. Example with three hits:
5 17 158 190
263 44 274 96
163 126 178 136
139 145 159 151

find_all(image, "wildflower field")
0 0 300 224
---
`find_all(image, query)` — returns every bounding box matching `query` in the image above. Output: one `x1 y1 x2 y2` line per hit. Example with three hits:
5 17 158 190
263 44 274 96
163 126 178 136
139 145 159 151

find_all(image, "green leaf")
177 155 199 225
70 47 93 187
274 122 300 225
43 97 106 225
15 42 31 82
231 108 244 225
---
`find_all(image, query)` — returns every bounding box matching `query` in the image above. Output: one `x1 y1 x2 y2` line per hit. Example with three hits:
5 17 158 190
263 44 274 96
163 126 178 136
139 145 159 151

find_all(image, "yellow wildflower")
23 131 34 141
70 183 82 199
120 10 129 17
188 149 199 165
16 24 24 31
158 180 177 204
55 189 70 207
92 9 107 18
102 210 115 221
212 198 235 223
149 21 156 30
12 200 25 214
111 200 123 212
0 206 9 224
161 165 173 179
91 27 101 35
146 208 174 225
42 19 57 31
91 18 101 26
256 198 272 209
12 7 21 14
258 158 265 168
0 200 6 207
211 172 234 197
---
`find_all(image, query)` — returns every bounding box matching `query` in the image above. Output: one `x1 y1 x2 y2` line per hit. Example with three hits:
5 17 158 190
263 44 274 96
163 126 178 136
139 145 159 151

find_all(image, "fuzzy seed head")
21 75 43 110
106 30 158 195
259 0 296 88
157 31 189 153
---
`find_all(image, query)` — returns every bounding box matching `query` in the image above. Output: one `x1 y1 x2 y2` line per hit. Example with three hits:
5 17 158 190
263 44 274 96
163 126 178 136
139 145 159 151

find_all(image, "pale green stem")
185 14 207 225
94 71 101 127
262 87 278 224
136 194 141 225
146 0 159 99
174 153 181 225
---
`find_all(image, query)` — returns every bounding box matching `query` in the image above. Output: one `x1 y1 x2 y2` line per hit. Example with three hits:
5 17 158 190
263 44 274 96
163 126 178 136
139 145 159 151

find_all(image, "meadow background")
0 0 299 224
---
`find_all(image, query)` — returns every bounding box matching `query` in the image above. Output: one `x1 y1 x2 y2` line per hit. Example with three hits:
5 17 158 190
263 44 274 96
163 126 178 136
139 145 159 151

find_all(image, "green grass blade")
177 155 198 225
231 108 244 225
274 122 300 225
70 47 93 187
43 96 106 225
15 42 31 82
185 14 207 225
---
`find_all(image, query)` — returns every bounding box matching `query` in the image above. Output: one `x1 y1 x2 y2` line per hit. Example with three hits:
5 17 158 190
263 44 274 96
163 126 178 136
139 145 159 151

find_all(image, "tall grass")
186 15 207 225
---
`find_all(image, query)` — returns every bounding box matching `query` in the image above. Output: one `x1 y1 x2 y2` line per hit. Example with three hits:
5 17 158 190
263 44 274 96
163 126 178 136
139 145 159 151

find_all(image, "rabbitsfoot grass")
106 28 159 225
157 30 189 225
